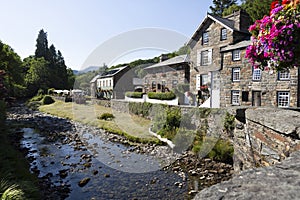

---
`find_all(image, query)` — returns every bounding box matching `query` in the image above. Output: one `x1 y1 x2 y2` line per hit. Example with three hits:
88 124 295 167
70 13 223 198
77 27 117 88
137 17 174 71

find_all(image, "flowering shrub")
245 0 300 71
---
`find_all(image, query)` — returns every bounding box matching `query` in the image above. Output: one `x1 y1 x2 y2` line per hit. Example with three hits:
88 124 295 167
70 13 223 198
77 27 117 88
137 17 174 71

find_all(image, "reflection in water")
21 128 188 199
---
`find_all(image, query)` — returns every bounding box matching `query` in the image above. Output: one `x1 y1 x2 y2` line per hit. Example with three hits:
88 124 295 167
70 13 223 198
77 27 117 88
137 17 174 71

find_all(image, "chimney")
160 54 169 62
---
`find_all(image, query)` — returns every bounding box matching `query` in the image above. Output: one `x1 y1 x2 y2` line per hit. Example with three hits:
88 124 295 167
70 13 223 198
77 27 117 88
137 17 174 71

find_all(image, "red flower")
282 0 291 5
270 0 279 11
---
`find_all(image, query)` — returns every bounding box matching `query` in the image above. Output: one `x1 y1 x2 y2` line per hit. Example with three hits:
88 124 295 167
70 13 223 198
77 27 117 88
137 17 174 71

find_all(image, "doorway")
252 91 261 106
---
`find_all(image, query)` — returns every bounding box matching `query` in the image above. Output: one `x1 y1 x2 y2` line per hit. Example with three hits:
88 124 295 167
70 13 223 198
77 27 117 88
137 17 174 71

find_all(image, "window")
152 81 156 89
242 91 249 102
172 80 178 87
109 80 112 87
278 70 290 80
221 28 227 40
231 90 240 105
232 67 240 81
252 67 261 81
200 50 212 65
277 91 290 107
232 49 241 61
203 32 209 45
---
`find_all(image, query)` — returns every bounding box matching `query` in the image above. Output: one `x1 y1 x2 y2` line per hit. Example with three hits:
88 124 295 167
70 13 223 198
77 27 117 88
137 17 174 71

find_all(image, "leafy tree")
210 0 237 16
176 44 190 55
23 56 49 96
241 0 273 22
0 40 25 97
66 67 75 89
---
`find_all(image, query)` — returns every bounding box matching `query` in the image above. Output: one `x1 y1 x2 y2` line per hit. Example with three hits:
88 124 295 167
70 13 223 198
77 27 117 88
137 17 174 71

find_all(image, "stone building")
143 54 190 93
188 10 251 108
90 66 134 99
220 41 300 108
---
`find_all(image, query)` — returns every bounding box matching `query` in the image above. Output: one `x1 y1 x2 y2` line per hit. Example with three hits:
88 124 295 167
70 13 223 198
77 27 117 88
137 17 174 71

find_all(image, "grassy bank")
39 100 161 144
0 126 41 199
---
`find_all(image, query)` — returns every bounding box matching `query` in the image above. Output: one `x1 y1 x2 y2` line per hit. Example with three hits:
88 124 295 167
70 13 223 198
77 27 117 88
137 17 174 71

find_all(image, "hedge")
125 92 144 98
147 92 176 100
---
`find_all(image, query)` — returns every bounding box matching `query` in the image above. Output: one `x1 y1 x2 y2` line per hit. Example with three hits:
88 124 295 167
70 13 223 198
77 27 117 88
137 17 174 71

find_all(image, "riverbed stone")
78 177 90 187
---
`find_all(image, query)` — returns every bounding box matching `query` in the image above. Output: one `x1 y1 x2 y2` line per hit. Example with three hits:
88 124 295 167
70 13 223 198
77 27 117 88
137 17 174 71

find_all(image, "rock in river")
78 177 90 187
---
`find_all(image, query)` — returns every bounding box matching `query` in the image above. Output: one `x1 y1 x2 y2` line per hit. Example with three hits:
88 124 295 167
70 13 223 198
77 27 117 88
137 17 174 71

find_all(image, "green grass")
0 126 41 199
39 100 161 144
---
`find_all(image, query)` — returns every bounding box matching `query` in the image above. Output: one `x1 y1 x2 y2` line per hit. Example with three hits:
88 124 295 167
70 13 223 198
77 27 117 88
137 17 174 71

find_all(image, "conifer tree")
210 0 237 16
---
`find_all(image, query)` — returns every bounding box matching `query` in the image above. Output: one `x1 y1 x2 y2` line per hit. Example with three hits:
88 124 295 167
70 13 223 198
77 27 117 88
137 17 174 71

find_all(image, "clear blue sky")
1 0 219 70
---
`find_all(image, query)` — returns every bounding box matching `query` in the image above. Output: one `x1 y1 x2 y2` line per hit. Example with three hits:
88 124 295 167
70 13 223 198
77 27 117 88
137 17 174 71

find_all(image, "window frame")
202 32 209 45
232 67 240 82
277 91 290 107
278 70 290 80
221 28 227 41
252 67 261 81
231 90 240 105
232 49 241 61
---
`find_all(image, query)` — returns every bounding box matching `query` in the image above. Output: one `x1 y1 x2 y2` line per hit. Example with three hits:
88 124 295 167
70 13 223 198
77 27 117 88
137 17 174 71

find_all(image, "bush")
64 96 73 102
125 92 144 98
208 139 234 163
97 113 115 120
0 100 6 126
29 95 44 102
42 95 55 105
147 92 176 100
223 112 235 133
128 102 153 117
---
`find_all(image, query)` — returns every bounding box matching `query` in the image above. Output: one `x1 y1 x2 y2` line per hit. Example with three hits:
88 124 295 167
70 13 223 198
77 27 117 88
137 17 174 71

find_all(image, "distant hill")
73 66 101 75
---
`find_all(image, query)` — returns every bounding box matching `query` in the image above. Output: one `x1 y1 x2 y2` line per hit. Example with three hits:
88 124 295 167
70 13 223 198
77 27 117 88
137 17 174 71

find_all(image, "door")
252 91 261 106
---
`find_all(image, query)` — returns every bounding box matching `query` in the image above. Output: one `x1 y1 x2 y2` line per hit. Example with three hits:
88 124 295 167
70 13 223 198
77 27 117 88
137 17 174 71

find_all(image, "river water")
20 127 190 199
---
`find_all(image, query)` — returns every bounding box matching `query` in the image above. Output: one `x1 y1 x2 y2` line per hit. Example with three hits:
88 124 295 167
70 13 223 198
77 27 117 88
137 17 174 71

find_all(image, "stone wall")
220 46 299 108
232 107 300 172
98 99 300 174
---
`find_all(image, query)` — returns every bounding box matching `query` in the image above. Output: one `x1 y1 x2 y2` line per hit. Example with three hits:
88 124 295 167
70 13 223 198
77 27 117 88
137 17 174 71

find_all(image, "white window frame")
232 49 241 61
278 70 290 80
277 91 290 107
203 32 209 45
200 50 212 66
231 90 240 105
221 28 227 40
232 67 240 82
252 67 261 81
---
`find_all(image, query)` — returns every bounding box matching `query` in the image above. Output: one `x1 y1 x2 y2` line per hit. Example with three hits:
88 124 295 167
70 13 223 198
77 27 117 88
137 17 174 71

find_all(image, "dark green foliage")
125 92 143 98
208 139 234 163
223 112 235 133
0 41 25 97
222 4 242 16
0 100 6 126
152 106 181 140
42 95 55 105
128 102 153 117
29 94 44 102
210 0 237 16
148 92 176 100
97 113 115 120
241 0 273 22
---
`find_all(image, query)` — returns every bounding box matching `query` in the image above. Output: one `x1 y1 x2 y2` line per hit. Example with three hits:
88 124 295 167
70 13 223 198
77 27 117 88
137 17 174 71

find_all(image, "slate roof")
144 54 189 70
220 40 251 52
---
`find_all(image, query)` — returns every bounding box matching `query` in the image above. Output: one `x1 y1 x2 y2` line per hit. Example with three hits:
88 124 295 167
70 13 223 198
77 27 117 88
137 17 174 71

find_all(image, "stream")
20 127 188 199
7 104 233 199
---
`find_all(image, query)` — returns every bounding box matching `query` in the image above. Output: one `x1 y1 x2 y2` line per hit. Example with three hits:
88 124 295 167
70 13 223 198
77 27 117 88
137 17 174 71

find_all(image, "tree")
23 56 49 96
0 40 25 97
35 29 49 59
222 4 242 16
210 0 237 16
241 0 274 22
